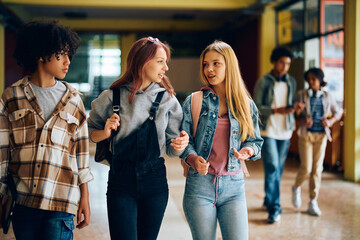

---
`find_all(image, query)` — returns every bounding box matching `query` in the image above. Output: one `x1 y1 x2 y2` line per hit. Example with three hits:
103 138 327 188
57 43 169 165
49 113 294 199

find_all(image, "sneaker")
308 200 322 216
292 186 302 208
267 209 281 224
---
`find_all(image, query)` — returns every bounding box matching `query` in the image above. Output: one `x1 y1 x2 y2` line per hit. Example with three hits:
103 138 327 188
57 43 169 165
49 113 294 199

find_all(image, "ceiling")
1 0 279 32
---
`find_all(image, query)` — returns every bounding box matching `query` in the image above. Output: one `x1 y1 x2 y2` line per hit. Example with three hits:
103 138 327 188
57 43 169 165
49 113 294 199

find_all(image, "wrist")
103 129 111 138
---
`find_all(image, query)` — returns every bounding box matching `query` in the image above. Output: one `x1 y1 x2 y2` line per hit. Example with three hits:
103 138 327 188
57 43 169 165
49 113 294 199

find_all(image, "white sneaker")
308 200 322 216
292 186 301 208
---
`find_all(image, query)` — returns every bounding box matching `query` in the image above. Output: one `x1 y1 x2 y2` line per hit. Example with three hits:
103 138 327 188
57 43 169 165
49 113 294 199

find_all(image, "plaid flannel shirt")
0 77 93 215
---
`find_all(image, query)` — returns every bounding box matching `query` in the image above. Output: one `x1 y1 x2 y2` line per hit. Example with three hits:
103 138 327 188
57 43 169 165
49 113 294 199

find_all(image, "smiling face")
202 50 226 88
39 51 71 80
142 47 169 90
307 72 321 91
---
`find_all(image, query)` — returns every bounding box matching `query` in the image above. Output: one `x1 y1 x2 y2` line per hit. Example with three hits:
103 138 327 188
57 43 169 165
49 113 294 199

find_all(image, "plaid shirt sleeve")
74 102 93 185
0 96 10 196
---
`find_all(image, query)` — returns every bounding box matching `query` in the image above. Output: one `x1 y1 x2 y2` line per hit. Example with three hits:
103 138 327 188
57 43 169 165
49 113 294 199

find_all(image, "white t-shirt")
260 81 293 140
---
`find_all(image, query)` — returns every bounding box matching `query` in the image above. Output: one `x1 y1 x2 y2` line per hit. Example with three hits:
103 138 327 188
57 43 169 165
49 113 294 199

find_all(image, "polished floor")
1 143 360 239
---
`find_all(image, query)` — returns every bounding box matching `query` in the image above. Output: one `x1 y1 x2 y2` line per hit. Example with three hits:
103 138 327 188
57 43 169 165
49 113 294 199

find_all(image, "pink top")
186 114 242 176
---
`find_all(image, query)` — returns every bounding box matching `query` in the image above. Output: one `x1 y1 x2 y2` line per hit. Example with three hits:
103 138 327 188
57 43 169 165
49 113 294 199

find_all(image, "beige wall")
167 58 203 93
120 33 137 74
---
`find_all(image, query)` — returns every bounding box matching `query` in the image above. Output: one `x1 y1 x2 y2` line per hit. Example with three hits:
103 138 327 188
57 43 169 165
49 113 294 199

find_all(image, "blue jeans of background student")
262 137 290 213
12 204 75 240
183 169 248 240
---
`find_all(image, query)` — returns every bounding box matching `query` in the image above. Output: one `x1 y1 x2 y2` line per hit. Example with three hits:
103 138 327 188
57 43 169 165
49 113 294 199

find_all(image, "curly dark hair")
270 46 294 62
304 68 327 87
13 20 80 73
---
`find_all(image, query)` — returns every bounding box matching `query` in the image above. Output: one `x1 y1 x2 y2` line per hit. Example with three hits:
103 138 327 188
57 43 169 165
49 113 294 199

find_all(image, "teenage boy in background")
254 47 299 224
0 21 93 239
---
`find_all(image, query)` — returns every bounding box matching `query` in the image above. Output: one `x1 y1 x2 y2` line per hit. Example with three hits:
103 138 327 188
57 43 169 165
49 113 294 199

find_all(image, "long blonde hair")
200 40 255 141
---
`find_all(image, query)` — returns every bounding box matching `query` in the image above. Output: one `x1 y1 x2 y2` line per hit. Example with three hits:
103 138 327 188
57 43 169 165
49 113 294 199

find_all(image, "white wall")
304 38 320 70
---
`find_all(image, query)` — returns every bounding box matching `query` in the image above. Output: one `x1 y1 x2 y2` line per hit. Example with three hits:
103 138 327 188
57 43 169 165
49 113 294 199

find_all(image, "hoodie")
88 82 183 157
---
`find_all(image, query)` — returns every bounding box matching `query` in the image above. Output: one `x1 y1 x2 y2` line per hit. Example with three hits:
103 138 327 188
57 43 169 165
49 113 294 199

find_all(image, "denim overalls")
106 91 169 240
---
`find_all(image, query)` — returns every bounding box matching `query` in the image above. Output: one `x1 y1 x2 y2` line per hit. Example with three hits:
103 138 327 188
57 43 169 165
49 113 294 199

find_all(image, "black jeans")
107 163 169 240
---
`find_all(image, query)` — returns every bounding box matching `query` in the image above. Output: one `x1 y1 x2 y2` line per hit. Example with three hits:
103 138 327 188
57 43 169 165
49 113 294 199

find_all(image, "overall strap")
149 91 165 120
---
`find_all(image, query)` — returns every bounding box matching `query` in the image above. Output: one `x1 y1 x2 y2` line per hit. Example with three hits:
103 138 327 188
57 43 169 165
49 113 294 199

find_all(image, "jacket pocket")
51 111 79 147
9 109 36 145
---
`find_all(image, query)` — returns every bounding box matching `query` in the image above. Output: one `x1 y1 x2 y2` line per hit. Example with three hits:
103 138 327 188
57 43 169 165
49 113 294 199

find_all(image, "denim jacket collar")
201 86 216 98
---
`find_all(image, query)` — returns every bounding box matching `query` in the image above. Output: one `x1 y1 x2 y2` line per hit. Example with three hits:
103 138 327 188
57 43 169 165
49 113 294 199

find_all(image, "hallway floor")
1 144 360 239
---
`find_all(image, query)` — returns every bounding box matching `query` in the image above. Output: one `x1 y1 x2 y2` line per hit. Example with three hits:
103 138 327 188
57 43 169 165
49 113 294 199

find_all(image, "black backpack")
94 87 120 165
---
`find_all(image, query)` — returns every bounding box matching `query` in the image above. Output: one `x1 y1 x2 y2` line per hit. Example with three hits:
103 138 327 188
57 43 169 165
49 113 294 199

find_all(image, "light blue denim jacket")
180 88 263 172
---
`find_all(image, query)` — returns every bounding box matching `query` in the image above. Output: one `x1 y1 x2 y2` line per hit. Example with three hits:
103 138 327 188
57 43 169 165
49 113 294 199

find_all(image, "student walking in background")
87 37 189 240
292 68 343 216
253 47 299 224
180 40 263 240
0 21 93 239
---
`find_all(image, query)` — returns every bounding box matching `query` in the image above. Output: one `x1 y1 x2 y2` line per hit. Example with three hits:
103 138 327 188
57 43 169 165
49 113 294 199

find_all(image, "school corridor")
1 141 359 240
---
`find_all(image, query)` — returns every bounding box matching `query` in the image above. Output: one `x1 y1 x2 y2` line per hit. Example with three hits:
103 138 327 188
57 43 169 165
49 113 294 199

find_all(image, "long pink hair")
110 37 175 103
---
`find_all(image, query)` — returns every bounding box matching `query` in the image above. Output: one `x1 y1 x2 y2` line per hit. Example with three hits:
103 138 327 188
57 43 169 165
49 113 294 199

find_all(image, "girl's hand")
306 117 313 128
104 113 120 138
195 156 210 175
294 102 305 112
321 117 335 128
233 147 254 161
170 130 189 153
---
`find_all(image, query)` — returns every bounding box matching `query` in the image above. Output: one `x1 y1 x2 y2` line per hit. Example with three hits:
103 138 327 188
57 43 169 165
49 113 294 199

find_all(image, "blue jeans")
262 137 290 212
183 169 248 240
12 204 75 240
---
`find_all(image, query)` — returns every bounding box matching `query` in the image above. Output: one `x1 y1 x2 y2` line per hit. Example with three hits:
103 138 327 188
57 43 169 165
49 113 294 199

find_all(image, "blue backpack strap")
149 91 165 120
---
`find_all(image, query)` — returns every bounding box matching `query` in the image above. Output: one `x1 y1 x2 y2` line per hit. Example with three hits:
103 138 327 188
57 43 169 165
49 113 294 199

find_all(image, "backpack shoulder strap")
190 91 203 138
112 87 120 135
112 87 120 115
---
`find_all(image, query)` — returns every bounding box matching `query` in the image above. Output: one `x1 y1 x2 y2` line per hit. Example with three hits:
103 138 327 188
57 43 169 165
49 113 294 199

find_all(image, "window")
89 49 121 77
321 0 344 104
64 33 121 109
277 1 304 45
305 0 319 37
322 1 343 34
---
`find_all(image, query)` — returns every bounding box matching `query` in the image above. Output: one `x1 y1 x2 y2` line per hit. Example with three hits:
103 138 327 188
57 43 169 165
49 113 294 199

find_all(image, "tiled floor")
1 144 360 239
